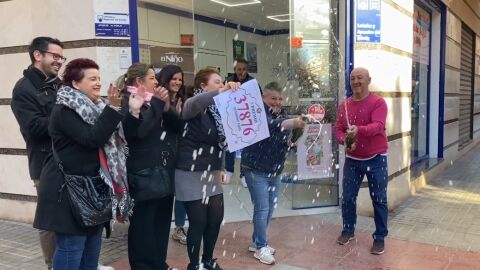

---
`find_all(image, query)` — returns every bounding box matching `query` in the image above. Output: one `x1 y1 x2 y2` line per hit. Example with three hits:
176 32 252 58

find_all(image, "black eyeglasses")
41 51 67 62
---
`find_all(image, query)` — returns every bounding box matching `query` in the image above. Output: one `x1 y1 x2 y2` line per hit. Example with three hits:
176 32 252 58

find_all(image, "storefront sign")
95 13 130 37
149 47 195 86
355 0 381 43
213 79 270 152
308 104 325 122
413 5 430 65
296 124 334 180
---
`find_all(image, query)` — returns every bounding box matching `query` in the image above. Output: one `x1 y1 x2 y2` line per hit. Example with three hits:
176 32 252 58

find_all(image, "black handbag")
52 145 112 227
127 152 173 202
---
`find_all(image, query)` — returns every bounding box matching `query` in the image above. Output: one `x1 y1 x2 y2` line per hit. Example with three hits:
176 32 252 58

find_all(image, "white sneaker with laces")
254 247 275 265
98 264 115 270
248 243 275 254
224 171 233 184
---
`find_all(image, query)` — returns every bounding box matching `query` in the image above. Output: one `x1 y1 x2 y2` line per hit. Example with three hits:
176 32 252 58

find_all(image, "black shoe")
187 263 200 270
201 258 223 270
370 239 385 255
337 232 355 245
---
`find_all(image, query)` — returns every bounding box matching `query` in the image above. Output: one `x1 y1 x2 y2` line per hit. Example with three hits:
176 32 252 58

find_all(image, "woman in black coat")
156 64 190 245
119 63 182 270
33 58 140 270
175 68 239 270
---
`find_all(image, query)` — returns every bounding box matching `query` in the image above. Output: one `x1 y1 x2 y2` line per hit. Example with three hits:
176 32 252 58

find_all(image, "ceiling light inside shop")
266 14 291 22
210 0 261 7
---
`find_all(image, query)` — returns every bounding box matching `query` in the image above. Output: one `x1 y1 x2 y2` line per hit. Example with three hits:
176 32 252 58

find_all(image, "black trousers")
128 195 174 270
184 194 224 265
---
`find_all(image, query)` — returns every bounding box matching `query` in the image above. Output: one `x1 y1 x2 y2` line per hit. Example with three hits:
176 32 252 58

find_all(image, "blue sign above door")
355 0 381 43
95 13 130 37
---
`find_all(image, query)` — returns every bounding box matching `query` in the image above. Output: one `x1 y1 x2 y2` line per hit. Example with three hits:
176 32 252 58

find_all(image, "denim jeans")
244 170 281 248
53 228 102 270
342 155 388 241
174 199 187 227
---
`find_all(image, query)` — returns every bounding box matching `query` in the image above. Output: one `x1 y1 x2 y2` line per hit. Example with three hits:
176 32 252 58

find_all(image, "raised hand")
153 86 171 111
220 81 241 93
107 84 122 107
128 91 145 118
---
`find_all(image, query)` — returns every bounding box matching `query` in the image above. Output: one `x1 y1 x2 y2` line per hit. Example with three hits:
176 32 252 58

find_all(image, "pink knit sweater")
335 93 388 159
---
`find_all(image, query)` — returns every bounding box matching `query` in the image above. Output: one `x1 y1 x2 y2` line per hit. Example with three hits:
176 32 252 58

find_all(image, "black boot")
201 258 223 270
187 263 200 270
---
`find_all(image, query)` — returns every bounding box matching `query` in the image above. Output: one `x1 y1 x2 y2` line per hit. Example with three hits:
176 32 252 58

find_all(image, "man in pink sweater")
335 67 388 255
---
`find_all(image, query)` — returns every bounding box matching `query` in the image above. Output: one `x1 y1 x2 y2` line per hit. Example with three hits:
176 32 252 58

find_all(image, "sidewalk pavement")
1 145 480 269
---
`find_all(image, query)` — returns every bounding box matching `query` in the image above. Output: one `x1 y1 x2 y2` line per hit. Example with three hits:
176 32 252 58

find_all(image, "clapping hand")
128 88 145 118
107 84 122 108
176 99 183 113
153 86 170 111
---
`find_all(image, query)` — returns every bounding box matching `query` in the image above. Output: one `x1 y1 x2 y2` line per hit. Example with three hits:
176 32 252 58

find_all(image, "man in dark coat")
10 36 64 270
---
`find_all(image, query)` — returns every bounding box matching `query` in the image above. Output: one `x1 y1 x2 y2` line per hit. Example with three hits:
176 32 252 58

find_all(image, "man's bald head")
350 67 370 78
350 67 371 100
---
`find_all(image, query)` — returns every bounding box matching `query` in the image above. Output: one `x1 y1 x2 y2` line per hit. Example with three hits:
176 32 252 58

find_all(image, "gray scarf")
56 86 134 220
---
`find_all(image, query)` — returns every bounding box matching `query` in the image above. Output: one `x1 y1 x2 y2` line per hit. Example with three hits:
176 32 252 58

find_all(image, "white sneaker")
224 171 233 184
241 176 248 188
98 265 115 270
248 243 275 254
254 247 275 265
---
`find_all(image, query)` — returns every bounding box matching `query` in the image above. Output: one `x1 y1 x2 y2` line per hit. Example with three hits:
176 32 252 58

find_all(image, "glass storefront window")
137 0 343 210
411 3 431 161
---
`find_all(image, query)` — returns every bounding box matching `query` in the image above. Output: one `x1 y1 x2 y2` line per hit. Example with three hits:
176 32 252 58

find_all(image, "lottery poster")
296 123 334 180
213 79 270 152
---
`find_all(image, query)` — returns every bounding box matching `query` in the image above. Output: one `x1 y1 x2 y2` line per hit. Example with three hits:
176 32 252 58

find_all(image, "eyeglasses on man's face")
41 50 67 63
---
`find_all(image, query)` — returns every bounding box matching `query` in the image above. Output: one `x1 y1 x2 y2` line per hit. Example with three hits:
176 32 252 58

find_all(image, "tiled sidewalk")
2 144 480 269
109 214 480 270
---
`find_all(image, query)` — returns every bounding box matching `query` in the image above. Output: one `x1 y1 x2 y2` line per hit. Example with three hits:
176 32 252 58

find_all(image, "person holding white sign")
241 82 307 265
174 68 240 270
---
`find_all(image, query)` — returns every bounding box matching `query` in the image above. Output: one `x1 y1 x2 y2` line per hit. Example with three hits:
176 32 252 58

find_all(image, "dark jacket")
10 67 61 180
33 104 123 235
176 91 223 171
122 97 183 179
226 73 255 84
241 104 290 176
225 73 262 93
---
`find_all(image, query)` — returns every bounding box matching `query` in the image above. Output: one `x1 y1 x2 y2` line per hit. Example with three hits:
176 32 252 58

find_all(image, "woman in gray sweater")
175 68 239 270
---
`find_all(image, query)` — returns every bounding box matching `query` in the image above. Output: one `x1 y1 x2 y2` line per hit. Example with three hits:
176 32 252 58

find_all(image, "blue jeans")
53 228 102 270
244 170 280 249
342 155 388 241
174 199 187 227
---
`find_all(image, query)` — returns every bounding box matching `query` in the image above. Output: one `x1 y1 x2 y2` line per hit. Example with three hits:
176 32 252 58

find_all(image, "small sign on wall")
95 12 130 37
233 40 245 60
291 36 303 48
119 49 131 69
180 34 194 46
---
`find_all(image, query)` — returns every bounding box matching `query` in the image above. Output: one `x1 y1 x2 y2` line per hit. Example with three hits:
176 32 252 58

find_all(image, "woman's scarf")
56 86 134 220
193 88 227 150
